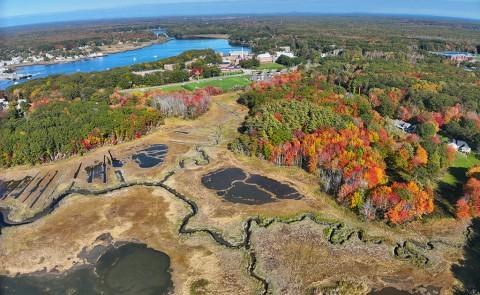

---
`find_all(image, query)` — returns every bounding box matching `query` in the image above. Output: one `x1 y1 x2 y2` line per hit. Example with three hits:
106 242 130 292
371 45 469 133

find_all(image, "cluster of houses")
219 46 296 67
255 46 296 64
433 52 476 62
250 68 290 82
0 98 27 111
393 119 472 153
0 44 105 69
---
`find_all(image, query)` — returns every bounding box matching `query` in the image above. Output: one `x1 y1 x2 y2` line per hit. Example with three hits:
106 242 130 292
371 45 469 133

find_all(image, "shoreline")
11 37 172 69
178 34 230 40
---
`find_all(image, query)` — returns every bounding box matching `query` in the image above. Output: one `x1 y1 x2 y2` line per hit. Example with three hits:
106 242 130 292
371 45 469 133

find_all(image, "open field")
255 62 285 70
442 153 480 187
123 75 251 93
160 76 251 92
436 153 480 216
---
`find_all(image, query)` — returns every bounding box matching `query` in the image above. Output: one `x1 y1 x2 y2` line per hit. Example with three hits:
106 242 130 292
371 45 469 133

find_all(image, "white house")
16 99 28 110
0 98 9 110
393 119 416 133
256 53 274 64
449 139 472 153
274 51 295 61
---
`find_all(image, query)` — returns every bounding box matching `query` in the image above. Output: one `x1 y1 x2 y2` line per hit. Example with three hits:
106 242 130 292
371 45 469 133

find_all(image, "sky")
1 0 479 27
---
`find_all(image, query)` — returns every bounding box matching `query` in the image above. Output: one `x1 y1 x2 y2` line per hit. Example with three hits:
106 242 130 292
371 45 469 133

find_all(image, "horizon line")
1 12 480 29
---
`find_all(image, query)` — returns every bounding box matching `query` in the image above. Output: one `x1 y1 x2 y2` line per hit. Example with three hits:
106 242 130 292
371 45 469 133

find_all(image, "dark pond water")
0 243 174 295
218 182 275 205
246 174 302 199
132 144 168 169
0 39 250 90
201 167 247 190
201 167 303 204
85 162 105 183
108 151 124 168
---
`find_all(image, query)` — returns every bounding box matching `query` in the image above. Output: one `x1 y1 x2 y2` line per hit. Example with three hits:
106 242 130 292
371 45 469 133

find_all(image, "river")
0 38 250 90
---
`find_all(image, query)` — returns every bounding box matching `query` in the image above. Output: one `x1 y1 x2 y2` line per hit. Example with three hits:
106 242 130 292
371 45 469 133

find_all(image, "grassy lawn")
161 76 251 92
436 153 480 216
158 85 187 92
442 153 480 186
255 63 285 70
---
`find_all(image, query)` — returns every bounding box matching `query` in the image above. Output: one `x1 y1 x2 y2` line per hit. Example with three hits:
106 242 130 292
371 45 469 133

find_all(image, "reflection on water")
0 243 173 295
132 144 168 169
201 167 303 204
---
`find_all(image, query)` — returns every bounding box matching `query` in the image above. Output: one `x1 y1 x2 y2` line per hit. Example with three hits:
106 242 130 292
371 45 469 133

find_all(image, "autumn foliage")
456 165 480 219
234 72 446 224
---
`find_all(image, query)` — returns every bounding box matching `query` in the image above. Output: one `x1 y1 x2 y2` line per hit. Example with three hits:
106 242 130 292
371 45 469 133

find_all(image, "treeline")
0 86 216 167
0 101 163 167
232 73 454 224
457 165 480 219
160 16 480 57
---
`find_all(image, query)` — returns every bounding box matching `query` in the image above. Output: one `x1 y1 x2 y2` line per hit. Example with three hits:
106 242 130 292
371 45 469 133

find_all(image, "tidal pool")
201 167 247 190
202 167 303 204
132 144 168 169
246 174 302 199
85 162 105 183
0 243 174 295
218 182 275 205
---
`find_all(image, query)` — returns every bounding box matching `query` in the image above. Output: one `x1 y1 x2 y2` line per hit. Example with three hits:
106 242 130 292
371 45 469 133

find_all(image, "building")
219 64 242 74
0 98 9 110
278 46 291 53
393 119 416 133
256 53 274 64
274 51 295 61
320 48 344 58
436 52 475 62
251 70 281 82
164 64 176 71
16 99 27 110
449 139 472 153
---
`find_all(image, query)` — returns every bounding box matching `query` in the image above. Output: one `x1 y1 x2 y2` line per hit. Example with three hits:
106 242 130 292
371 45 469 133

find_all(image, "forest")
0 87 215 167
232 72 460 224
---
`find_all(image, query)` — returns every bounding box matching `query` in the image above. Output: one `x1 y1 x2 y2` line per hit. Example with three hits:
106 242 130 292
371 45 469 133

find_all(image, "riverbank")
11 37 171 69
1 38 249 90
178 34 230 39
